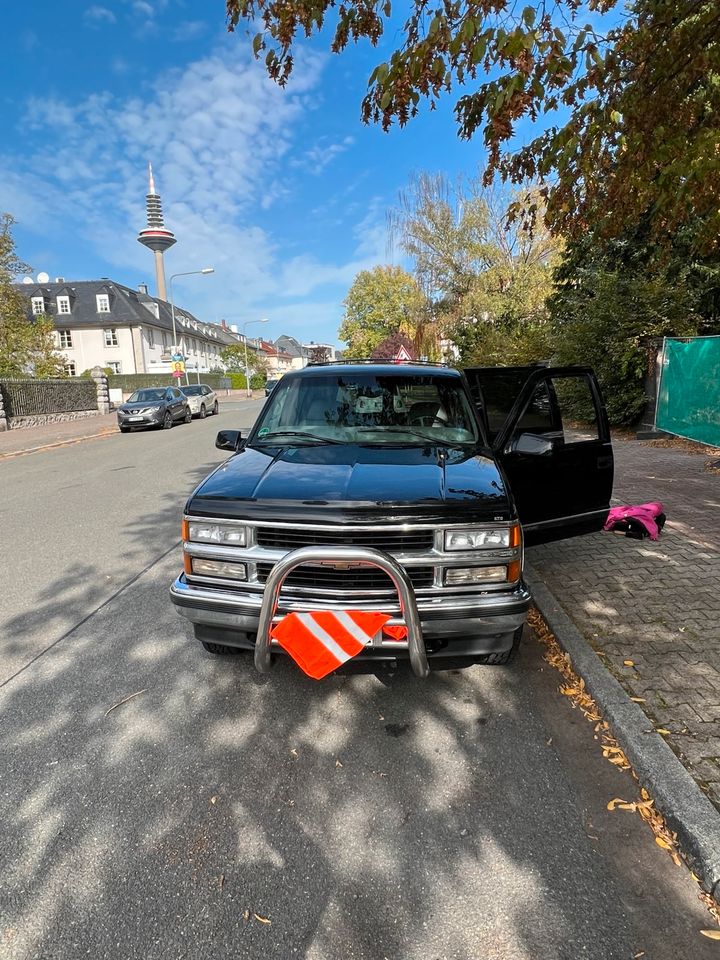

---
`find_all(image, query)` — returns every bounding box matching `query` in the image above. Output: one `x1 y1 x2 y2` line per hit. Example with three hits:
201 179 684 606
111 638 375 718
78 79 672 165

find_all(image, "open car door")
464 366 614 545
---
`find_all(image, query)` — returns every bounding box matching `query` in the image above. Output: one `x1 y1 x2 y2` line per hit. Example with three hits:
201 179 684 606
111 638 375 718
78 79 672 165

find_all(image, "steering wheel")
408 413 446 427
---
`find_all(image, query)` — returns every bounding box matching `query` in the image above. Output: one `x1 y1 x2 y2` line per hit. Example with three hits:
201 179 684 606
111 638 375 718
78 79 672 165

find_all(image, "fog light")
444 565 507 585
191 558 247 580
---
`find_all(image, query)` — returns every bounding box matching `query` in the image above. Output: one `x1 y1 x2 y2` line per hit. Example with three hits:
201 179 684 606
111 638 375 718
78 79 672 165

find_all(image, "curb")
0 429 117 461
526 565 720 898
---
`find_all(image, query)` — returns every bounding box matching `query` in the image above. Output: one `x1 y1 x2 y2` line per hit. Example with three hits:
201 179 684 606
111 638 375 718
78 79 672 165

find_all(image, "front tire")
199 404 206 419
475 626 523 665
162 411 173 429
201 641 239 655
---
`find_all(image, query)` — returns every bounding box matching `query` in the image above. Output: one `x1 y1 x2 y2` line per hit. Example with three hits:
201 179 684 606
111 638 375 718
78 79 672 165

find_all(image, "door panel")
465 366 613 545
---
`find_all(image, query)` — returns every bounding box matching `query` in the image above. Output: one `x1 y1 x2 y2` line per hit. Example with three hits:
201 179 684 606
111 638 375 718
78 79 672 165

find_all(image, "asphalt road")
0 404 716 960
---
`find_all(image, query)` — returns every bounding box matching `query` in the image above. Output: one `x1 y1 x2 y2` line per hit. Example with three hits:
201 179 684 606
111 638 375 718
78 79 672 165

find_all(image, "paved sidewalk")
529 439 720 810
0 413 118 457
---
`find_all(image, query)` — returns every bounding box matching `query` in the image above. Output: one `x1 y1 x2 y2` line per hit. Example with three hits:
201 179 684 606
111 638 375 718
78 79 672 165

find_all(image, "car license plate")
128 416 143 421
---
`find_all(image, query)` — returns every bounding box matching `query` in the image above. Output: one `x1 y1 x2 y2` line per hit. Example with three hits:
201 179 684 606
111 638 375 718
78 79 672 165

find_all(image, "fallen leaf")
700 930 720 940
623 660 635 667
607 798 630 811
335 759 343 768
656 728 671 735
630 697 646 703
219 874 225 890
254 913 272 924
655 836 672 850
243 910 250 923
290 749 298 757
104 689 146 717
210 796 219 805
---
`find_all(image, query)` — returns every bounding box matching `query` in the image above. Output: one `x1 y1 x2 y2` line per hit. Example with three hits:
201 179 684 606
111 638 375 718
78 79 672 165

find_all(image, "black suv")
117 386 191 432
170 363 613 675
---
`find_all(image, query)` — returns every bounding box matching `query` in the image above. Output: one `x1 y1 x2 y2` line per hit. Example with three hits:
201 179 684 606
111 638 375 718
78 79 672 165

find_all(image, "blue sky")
0 1 571 346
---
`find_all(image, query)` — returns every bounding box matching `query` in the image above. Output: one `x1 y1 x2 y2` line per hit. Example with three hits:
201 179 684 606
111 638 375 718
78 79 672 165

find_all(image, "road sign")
172 359 186 376
172 371 184 379
171 353 184 363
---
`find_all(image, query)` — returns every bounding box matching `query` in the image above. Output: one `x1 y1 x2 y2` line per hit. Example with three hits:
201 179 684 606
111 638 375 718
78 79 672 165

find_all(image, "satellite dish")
22 277 33 284
37 272 50 283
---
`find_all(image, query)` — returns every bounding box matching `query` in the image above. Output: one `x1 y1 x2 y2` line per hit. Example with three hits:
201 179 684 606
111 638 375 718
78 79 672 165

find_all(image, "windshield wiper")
354 427 472 446
253 430 344 445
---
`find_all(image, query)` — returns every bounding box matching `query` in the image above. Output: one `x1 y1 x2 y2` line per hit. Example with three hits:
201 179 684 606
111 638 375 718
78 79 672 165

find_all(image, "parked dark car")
117 386 191 432
264 378 281 397
170 362 613 676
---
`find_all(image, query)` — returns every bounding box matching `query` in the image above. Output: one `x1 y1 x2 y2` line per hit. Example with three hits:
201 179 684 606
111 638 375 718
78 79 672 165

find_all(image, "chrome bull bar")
254 545 430 678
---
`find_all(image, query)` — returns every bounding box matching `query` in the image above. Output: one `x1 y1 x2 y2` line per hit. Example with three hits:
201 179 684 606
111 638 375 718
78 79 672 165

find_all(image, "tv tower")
137 163 176 300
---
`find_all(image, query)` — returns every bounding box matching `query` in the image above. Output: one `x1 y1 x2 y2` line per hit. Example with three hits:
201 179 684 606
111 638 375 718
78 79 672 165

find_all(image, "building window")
162 332 168 350
104 328 118 347
31 297 45 315
65 361 76 377
96 294 110 313
147 328 154 348
57 296 71 315
107 361 121 374
58 330 73 348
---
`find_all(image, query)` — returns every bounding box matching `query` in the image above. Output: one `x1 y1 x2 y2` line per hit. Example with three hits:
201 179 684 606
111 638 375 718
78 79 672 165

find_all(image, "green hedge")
226 372 266 390
108 373 231 392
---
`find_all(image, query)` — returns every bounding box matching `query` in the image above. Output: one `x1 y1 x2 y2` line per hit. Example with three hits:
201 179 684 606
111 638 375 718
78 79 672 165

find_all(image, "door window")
510 374 600 447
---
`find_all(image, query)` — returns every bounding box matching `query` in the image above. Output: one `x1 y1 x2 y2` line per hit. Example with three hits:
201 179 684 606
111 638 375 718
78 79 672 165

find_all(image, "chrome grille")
254 526 435 553
255 562 434 592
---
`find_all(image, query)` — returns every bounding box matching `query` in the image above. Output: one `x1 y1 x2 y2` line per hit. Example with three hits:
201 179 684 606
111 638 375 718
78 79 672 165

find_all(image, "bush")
108 372 230 392
227 372 266 390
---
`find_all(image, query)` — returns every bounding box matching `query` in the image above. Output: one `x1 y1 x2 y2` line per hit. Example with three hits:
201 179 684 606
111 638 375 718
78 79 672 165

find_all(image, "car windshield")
128 389 166 402
252 372 480 446
182 386 203 396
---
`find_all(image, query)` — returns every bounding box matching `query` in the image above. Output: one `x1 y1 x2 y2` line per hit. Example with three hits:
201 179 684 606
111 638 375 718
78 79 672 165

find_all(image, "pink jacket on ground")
603 502 665 540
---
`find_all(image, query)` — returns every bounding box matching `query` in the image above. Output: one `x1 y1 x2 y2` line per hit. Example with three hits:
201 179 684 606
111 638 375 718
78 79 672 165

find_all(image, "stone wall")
6 410 106 431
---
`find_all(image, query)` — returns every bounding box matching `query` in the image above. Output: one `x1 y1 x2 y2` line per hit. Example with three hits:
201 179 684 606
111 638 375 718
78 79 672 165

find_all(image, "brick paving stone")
529 437 720 810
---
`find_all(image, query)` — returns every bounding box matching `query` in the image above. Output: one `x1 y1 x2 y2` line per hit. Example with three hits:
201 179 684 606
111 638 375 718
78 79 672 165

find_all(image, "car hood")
189 444 511 523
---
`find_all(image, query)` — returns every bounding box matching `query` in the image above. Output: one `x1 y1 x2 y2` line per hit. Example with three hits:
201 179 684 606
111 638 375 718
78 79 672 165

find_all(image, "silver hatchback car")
180 384 219 419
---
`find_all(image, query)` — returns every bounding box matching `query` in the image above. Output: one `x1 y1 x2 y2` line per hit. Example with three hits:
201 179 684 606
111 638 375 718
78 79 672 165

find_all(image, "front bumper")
170 565 531 670
117 409 163 427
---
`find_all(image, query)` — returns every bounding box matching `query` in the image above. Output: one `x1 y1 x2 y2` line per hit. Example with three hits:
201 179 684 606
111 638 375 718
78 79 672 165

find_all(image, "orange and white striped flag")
271 610 392 679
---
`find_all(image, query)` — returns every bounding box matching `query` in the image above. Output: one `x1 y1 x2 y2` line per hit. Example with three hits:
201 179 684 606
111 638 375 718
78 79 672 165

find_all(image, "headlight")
444 525 519 551
444 566 507 585
190 558 247 580
147 406 161 413
185 520 247 546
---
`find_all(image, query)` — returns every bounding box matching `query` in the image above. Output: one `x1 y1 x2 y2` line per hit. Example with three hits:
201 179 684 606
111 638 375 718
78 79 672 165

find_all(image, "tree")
220 342 269 375
549 222 720 424
388 172 560 364
339 265 427 357
0 214 65 379
227 0 720 250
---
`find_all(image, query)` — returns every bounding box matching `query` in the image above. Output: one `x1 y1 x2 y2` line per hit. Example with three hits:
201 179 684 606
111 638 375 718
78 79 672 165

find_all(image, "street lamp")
168 268 214 385
243 318 269 397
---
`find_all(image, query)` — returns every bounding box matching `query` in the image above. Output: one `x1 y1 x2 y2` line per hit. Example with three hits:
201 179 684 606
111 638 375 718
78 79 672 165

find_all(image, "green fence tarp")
656 337 720 446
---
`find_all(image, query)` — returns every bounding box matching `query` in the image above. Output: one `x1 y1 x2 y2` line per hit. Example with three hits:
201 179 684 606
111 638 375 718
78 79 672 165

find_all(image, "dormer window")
96 294 110 313
57 295 71 315
31 297 45 315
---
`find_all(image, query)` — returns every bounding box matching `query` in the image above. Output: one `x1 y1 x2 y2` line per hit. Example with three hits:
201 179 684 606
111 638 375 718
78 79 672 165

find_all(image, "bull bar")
254 545 430 678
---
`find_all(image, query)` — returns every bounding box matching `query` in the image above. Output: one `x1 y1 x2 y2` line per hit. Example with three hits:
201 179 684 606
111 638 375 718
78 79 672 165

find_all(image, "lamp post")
168 268 214 385
243 318 269 397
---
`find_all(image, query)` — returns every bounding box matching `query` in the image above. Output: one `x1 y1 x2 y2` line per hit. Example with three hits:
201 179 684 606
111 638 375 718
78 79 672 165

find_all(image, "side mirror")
216 429 242 452
509 432 554 456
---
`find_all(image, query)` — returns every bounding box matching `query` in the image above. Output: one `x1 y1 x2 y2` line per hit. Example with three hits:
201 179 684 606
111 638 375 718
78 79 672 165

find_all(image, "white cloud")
171 21 207 43
84 5 116 26
0 46 383 344
292 135 355 173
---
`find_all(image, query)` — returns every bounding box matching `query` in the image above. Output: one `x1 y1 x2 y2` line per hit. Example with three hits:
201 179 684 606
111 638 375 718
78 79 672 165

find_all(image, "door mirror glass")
216 430 242 452
510 432 554 456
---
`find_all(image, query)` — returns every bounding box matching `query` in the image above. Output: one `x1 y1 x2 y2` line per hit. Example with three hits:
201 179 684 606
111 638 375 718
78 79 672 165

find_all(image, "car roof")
285 363 462 379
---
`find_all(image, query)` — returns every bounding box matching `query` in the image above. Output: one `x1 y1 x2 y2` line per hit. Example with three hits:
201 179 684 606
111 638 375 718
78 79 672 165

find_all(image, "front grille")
255 526 435 553
255 562 434 592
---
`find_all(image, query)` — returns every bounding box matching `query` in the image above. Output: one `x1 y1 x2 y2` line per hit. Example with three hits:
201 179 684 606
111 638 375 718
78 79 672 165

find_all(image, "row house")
17 279 238 376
